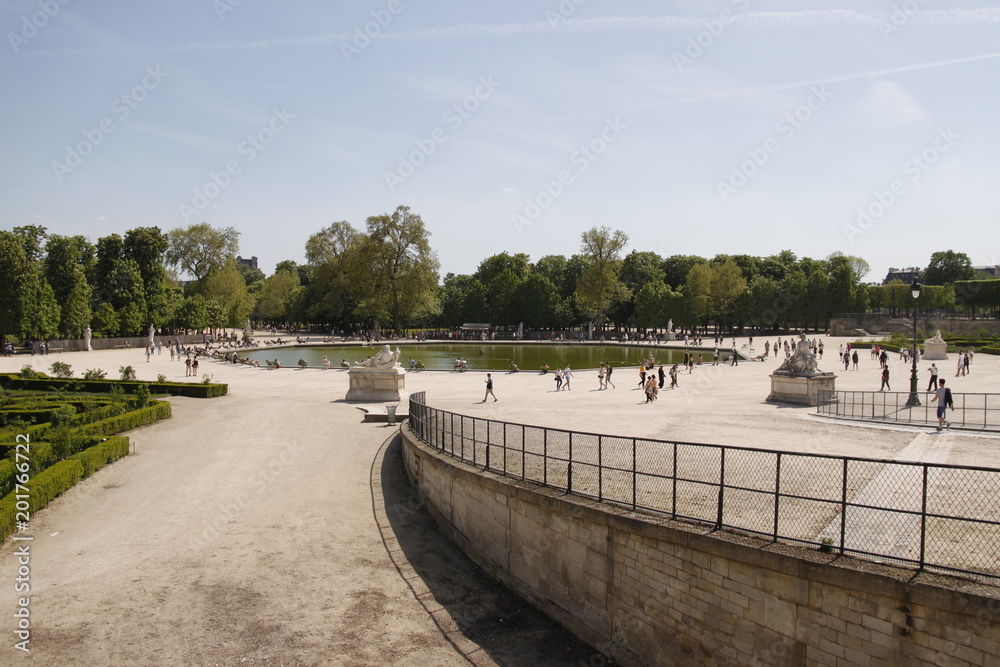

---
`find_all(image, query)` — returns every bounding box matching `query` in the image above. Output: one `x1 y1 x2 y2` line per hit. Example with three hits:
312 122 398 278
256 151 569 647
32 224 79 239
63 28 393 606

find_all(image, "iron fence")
408 391 1000 583
817 390 1000 431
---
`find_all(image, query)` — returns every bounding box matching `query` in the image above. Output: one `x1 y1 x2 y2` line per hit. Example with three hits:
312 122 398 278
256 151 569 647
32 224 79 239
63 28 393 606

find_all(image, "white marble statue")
84 325 92 351
774 332 822 376
355 345 401 370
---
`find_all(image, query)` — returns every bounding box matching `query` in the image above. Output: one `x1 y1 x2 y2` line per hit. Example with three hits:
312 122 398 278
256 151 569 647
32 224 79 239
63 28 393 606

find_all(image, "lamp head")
910 281 922 300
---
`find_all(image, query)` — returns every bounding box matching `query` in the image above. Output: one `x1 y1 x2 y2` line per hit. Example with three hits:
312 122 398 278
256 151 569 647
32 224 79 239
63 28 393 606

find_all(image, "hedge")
75 400 172 437
0 374 228 398
0 459 84 542
68 436 129 478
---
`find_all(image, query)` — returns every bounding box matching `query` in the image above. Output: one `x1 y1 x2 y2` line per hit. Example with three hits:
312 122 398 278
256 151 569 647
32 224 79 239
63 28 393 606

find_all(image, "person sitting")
409 357 416 369
509 361 520 372
340 359 350 368
414 360 425 369
322 356 332 368
540 362 549 374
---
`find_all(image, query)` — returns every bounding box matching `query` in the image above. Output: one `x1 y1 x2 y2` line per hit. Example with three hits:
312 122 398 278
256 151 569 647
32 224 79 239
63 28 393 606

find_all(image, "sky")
2 1 999 283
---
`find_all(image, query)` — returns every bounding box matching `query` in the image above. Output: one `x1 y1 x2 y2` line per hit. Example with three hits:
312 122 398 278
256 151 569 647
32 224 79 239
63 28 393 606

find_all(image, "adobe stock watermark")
384 75 500 192
51 65 169 183
672 0 751 72
212 0 244 21
716 84 833 202
341 0 406 63
178 108 294 222
546 0 588 27
8 0 71 54
511 117 628 234
843 126 958 245
878 0 930 39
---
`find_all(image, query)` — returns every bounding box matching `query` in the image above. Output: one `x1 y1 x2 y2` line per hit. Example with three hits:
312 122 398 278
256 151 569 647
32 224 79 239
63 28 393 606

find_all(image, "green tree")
258 269 302 321
512 273 561 329
473 252 531 285
575 226 631 332
176 294 210 331
361 206 440 335
685 263 713 327
0 231 37 345
200 265 255 329
304 221 363 326
923 250 975 286
165 223 240 283
45 235 93 337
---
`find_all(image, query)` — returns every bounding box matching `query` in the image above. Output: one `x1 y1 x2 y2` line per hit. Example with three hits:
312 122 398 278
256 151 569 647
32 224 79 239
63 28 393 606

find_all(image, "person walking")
638 363 647 387
657 364 666 390
483 373 497 402
669 364 679 389
927 363 939 391
880 366 890 391
562 365 573 390
554 367 563 391
851 350 859 371
605 363 615 389
597 363 606 389
931 379 954 431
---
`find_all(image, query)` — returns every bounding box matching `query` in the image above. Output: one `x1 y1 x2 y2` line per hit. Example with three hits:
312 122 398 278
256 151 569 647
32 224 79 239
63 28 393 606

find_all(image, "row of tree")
2 211 996 345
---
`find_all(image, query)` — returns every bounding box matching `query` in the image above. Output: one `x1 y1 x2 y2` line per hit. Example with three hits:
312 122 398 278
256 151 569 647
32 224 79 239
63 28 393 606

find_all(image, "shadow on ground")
378 436 613 666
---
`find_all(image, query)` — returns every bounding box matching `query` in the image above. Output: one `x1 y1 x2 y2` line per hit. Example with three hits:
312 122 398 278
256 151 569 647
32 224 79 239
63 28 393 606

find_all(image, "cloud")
857 81 928 126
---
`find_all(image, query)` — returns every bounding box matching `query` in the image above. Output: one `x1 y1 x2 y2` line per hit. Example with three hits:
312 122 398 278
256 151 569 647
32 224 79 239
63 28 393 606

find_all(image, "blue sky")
2 1 998 282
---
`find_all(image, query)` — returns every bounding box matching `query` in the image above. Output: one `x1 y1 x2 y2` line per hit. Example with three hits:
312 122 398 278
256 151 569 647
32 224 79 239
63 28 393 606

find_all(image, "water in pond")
243 343 706 371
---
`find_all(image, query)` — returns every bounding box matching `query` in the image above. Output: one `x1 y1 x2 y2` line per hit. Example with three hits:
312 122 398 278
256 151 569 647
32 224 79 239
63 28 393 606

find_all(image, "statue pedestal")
666 332 677 341
767 372 837 406
345 367 407 402
922 340 948 360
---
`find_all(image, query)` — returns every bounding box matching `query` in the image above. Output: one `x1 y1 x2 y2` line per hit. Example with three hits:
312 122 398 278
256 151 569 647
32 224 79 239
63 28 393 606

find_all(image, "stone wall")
831 315 1000 337
401 425 1000 666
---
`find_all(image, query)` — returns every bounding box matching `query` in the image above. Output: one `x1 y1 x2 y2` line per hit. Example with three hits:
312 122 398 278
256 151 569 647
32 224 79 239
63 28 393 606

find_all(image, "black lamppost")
905 281 922 407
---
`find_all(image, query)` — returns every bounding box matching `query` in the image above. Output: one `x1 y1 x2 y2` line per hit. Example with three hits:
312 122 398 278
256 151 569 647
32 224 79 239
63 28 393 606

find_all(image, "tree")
924 250 975 286
575 226 631 332
200 265 255 329
512 273 561 329
124 227 171 326
257 269 302 321
473 252 530 285
0 231 37 345
45 234 93 337
175 294 210 331
304 221 363 326
709 259 747 331
165 223 240 283
662 254 707 289
108 259 148 335
361 206 440 334
685 263 713 327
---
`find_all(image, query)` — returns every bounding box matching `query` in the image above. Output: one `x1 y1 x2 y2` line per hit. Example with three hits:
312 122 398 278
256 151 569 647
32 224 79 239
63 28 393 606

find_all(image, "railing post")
460 415 464 460
484 421 491 471
521 426 526 480
598 435 603 502
716 447 726 530
567 432 573 495
773 452 782 542
503 422 508 475
919 464 929 572
543 429 548 486
631 437 637 511
672 443 678 520
839 458 848 555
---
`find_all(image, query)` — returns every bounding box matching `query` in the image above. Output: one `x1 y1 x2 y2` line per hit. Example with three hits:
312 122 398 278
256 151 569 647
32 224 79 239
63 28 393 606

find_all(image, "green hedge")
68 436 129 478
75 401 172 437
0 459 84 542
0 374 228 398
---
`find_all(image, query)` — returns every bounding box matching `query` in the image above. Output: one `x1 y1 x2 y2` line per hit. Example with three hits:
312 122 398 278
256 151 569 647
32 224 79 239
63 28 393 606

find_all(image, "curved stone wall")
401 424 1000 666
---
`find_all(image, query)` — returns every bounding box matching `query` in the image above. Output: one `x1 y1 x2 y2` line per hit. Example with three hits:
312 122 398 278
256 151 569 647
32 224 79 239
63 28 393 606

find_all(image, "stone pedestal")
666 332 677 341
767 372 837 406
922 339 948 360
346 367 407 402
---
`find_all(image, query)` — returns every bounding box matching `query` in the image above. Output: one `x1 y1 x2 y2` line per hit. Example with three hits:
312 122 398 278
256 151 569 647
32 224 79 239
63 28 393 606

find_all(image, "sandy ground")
0 334 997 665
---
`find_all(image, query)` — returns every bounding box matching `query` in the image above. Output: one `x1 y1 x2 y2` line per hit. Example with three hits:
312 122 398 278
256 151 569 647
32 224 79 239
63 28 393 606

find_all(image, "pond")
243 343 707 371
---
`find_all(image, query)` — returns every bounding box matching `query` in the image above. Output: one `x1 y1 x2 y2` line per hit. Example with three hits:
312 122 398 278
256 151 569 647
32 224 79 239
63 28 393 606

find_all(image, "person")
851 350 859 371
730 346 738 366
658 364 666 389
880 366 890 391
409 357 416 369
540 362 550 374
764 340 771 357
562 365 573 390
713 347 719 366
638 363 646 387
341 359 350 368
644 374 657 403
185 356 193 376
669 364 679 389
605 363 615 389
322 356 332 368
146 346 151 363
927 363 939 391
597 363 606 390
484 373 497 402
192 357 199 376
843 351 850 371
931 379 954 431
509 361 520 372
554 367 563 391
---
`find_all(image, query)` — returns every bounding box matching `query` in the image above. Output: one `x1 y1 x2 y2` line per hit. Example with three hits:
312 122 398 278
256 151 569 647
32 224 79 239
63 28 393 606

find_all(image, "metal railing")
817 390 1000 431
408 391 1000 583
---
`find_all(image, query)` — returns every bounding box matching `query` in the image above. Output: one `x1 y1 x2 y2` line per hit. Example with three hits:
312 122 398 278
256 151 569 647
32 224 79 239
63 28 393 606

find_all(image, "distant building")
974 265 1000 278
236 255 259 270
882 267 922 285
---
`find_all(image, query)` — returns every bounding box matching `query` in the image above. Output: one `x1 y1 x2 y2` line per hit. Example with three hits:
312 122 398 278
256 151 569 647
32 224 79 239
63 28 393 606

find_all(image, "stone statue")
668 319 673 332
774 333 822 376
147 324 155 348
355 345 401 370
931 329 944 342
245 317 253 333
84 325 92 351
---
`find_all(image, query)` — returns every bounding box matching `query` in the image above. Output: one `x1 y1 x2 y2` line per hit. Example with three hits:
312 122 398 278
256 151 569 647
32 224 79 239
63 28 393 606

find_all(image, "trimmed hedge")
0 374 228 398
0 459 84 542
75 400 172 437
68 436 129 478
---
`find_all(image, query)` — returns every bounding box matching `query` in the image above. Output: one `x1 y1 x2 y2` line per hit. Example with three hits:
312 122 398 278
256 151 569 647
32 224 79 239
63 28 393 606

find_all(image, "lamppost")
905 281 922 407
